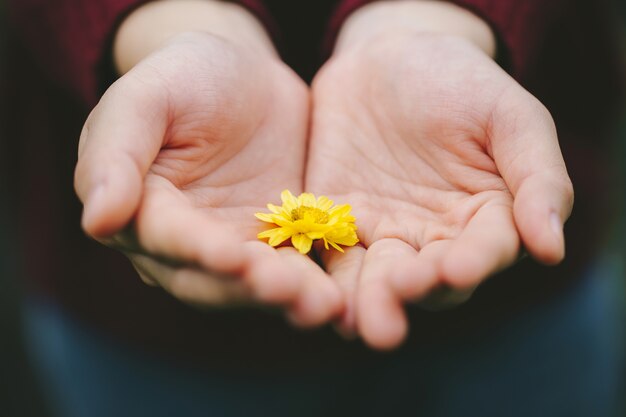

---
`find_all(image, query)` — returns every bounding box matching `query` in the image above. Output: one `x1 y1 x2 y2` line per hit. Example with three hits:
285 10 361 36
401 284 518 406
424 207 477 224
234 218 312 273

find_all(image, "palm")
140 44 307 247
307 34 558 346
98 35 309 273
308 65 511 253
78 34 344 322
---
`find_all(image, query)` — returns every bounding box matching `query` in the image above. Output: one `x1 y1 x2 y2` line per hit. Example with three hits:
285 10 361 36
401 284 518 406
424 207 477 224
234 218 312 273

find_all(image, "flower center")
290 206 329 224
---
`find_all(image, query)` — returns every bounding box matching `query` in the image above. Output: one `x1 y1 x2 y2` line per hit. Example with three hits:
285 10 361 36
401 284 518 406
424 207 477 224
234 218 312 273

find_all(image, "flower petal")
273 216 296 228
267 204 282 214
297 192 316 208
328 240 345 253
291 234 313 254
306 231 325 240
329 231 359 246
255 212 278 223
258 191 358 255
329 204 352 219
258 227 294 247
316 195 334 211
281 190 298 211
258 229 276 239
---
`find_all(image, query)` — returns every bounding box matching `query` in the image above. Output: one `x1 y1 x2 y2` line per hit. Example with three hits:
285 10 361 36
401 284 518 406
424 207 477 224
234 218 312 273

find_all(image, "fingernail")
550 211 563 239
82 183 106 229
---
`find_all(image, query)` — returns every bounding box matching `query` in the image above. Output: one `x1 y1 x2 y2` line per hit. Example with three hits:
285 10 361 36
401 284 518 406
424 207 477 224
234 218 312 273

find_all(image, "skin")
308 1 573 349
74 1 343 327
74 0 573 348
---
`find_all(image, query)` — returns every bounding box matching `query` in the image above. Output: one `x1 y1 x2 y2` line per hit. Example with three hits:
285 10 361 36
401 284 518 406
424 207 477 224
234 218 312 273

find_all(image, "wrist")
334 1 496 59
113 0 276 74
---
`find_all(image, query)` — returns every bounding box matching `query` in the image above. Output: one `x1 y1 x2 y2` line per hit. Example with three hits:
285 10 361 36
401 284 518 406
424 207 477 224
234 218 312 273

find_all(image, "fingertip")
389 257 438 300
513 173 572 265
440 252 484 290
524 212 565 265
515 199 566 266
79 156 145 238
81 181 141 238
357 282 408 351
360 307 408 351
289 278 344 328
439 204 520 289
547 211 566 263
81 183 108 236
321 245 365 340
247 259 300 304
315 279 345 322
323 280 345 316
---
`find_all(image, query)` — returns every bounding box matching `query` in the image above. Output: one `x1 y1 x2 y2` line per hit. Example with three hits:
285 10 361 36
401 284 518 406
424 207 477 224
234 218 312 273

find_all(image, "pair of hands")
74 12 572 350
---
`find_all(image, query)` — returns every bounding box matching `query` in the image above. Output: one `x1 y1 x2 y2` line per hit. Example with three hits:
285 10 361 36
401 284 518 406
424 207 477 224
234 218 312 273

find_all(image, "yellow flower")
255 190 359 255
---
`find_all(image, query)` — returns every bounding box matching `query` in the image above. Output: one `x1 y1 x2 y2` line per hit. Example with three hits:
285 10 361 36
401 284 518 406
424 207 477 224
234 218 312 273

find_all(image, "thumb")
490 88 574 265
74 78 168 238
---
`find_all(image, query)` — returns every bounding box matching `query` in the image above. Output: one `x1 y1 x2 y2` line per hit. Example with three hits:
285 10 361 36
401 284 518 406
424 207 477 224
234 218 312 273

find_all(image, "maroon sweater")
4 0 624 371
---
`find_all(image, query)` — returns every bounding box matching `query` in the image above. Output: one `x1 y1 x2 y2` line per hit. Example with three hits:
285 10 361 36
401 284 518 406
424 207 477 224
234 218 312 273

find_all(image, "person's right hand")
73 30 343 327
306 1 574 348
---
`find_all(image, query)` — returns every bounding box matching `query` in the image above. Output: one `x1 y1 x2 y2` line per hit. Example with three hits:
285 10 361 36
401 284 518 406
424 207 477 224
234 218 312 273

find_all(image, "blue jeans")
24 254 625 417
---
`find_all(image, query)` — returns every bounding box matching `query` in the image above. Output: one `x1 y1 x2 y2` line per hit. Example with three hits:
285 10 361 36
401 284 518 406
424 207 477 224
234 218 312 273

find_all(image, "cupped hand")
307 33 573 348
74 32 342 325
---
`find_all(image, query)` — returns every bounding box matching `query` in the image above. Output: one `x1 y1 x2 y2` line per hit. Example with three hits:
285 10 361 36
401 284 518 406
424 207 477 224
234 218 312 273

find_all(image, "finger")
74 78 168 238
279 248 344 329
390 239 447 301
131 262 159 287
418 286 476 311
390 239 477 310
135 176 246 274
128 253 251 307
513 172 573 264
440 203 520 289
243 241 302 305
319 244 366 339
490 91 574 264
357 238 418 351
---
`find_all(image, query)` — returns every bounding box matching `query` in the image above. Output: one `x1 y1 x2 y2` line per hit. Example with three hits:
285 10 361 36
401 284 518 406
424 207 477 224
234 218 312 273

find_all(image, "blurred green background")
0 3 624 417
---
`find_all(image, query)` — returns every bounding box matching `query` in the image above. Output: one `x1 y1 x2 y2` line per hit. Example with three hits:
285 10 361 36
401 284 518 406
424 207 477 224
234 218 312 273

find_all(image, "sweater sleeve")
7 0 276 107
324 0 569 80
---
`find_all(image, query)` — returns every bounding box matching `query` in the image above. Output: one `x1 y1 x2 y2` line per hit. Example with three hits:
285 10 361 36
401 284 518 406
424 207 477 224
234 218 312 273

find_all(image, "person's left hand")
306 31 573 349
74 31 343 326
